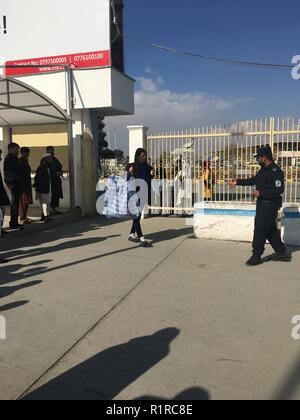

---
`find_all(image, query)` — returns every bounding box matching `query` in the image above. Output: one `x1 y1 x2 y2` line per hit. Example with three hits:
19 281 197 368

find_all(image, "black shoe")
9 224 24 231
246 255 262 266
44 216 53 223
271 252 292 262
140 240 152 248
40 214 46 222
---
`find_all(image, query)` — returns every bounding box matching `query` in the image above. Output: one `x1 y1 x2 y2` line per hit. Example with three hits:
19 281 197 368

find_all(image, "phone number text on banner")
5 50 111 76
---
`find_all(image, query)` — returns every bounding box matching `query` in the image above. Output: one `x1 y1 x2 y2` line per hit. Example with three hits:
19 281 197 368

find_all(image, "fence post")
270 116 275 152
127 125 148 162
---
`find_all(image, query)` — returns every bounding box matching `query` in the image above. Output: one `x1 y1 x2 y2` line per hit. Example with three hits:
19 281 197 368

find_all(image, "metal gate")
147 117 300 214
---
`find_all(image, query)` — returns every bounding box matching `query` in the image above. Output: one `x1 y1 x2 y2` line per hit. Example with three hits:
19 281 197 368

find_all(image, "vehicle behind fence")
147 117 300 213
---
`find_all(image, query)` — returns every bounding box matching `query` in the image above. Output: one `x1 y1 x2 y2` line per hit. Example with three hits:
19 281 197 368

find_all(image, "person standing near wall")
46 146 63 215
4 142 23 230
0 149 10 238
19 147 33 225
228 146 290 266
34 154 53 223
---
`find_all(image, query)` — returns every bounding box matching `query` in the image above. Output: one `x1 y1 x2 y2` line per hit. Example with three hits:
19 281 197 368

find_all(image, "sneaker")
128 234 139 243
271 252 292 262
140 239 152 248
246 255 262 266
24 218 33 224
44 216 53 223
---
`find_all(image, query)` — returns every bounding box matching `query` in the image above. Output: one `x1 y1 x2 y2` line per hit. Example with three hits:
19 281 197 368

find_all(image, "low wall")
194 203 300 247
194 203 256 242
282 207 300 247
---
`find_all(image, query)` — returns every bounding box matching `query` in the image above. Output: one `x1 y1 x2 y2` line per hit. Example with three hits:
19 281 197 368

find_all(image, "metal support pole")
66 65 76 210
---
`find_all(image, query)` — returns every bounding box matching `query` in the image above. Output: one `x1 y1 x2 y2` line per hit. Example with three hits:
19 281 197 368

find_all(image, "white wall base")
194 203 300 248
194 203 256 242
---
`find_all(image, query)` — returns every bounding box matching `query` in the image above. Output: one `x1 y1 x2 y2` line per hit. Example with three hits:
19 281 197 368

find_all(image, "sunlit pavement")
0 215 300 400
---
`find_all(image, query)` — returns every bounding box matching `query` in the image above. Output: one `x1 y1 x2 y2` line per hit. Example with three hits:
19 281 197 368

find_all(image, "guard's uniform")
237 162 286 257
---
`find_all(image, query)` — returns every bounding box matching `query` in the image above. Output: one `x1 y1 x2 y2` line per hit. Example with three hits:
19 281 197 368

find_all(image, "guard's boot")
246 255 262 266
271 252 291 262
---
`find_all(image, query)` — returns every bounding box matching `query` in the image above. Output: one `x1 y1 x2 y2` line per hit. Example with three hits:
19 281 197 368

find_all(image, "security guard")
229 146 291 266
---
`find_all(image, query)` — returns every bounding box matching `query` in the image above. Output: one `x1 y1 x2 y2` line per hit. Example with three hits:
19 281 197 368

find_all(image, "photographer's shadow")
23 328 180 400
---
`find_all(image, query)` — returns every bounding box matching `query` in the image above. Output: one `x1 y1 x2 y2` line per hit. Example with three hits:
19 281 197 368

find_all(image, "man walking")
46 146 63 215
19 147 33 225
229 146 290 266
4 142 22 230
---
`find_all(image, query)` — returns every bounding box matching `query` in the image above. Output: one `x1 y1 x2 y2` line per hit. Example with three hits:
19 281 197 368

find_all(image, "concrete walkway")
0 216 300 400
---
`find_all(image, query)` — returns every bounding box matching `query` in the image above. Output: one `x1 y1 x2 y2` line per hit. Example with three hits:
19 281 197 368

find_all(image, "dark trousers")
130 215 143 238
9 187 20 228
253 200 286 257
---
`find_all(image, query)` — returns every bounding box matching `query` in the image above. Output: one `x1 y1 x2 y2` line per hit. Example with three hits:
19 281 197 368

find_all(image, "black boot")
271 252 291 262
246 255 262 266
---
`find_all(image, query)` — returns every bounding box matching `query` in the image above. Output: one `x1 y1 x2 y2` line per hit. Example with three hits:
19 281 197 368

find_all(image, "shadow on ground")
148 228 193 244
136 387 210 401
22 328 181 400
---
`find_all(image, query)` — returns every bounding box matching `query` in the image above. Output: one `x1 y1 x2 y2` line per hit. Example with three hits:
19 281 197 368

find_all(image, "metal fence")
147 117 300 213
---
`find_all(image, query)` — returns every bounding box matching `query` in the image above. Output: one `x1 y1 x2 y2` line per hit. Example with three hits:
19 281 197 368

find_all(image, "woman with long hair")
127 148 153 247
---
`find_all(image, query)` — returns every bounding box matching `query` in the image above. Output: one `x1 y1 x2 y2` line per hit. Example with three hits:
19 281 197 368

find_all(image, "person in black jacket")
229 146 290 266
126 148 153 247
4 142 22 230
0 148 10 239
46 146 63 215
19 147 33 225
34 154 53 223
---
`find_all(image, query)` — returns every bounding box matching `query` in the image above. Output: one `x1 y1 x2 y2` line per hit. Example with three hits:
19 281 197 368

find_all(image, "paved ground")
1 215 300 400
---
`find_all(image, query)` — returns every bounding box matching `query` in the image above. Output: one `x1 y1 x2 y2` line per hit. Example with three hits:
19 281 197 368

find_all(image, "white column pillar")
127 125 148 163
71 109 96 215
72 109 83 209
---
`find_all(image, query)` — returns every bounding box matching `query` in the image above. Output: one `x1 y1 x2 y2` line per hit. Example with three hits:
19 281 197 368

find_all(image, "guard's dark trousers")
253 200 286 257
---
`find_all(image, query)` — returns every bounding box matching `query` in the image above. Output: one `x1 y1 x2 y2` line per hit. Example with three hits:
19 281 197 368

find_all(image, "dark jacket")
237 162 284 202
0 170 10 206
34 165 51 195
19 157 33 196
49 157 63 199
126 163 153 185
4 153 21 190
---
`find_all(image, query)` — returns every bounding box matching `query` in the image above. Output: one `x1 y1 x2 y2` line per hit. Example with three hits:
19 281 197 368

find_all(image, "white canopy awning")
0 77 70 126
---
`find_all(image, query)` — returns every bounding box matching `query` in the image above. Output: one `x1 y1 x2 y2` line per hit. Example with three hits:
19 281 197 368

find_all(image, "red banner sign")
5 50 111 76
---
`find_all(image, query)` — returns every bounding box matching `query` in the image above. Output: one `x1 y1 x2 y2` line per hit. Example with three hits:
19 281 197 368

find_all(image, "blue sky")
107 0 300 151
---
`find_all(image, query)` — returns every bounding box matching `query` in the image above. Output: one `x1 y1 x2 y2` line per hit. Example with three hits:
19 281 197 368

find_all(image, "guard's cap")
254 146 274 161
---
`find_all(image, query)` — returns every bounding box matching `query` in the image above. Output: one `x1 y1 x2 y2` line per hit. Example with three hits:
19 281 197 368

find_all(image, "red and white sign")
1 0 111 76
5 50 111 76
